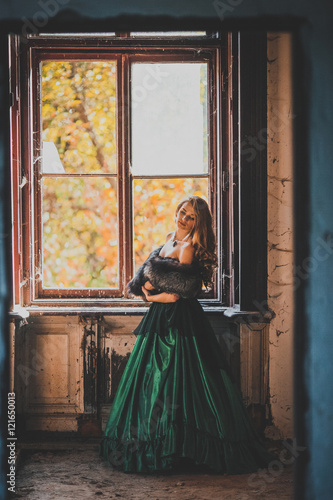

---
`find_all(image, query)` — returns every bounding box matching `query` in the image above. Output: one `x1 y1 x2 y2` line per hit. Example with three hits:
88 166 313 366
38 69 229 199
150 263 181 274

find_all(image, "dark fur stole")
127 247 162 297
127 247 203 299
144 256 202 299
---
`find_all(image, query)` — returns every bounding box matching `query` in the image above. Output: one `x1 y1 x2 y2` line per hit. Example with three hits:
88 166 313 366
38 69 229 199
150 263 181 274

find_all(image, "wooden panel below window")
15 316 84 432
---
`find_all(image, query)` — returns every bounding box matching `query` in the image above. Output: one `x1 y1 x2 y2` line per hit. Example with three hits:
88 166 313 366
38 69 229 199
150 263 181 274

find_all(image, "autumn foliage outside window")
42 61 119 289
41 59 209 291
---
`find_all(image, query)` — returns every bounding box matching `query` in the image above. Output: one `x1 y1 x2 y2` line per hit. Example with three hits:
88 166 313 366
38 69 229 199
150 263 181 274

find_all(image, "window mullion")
227 34 235 308
208 46 220 302
219 33 234 307
120 53 132 296
33 52 43 302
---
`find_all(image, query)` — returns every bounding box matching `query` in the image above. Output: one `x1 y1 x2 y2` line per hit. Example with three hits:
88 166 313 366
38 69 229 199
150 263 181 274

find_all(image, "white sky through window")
131 63 207 176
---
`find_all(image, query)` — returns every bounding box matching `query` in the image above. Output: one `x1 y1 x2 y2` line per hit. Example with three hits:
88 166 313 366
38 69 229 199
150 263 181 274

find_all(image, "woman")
100 196 274 474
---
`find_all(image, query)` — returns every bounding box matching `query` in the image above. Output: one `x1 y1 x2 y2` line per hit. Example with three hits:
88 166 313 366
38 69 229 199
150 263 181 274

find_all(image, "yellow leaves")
41 60 117 175
71 99 82 107
42 177 120 288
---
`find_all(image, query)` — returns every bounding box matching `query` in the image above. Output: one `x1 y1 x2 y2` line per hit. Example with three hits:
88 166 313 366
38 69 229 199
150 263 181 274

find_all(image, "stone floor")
12 440 293 500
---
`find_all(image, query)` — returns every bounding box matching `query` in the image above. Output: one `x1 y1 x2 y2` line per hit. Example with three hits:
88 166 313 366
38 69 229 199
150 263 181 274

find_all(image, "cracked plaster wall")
266 33 294 439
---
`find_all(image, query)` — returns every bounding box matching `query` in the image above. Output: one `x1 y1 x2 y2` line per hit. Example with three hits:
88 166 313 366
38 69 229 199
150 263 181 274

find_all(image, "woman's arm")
141 285 179 303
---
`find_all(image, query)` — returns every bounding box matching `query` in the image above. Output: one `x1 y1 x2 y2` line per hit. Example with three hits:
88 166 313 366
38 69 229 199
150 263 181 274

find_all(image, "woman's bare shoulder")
166 231 174 242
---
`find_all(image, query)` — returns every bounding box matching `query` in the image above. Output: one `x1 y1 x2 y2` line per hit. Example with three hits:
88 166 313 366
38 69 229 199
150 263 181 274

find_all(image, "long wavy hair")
175 196 218 287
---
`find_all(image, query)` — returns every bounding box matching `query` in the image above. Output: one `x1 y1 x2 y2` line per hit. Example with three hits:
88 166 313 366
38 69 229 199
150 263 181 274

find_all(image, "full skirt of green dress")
99 298 274 474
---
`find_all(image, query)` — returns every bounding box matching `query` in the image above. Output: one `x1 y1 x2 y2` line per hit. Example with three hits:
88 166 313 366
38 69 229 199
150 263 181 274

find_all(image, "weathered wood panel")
15 316 84 432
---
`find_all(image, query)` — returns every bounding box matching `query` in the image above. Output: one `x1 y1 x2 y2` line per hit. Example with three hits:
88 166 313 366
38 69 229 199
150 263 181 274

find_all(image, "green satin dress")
99 298 274 474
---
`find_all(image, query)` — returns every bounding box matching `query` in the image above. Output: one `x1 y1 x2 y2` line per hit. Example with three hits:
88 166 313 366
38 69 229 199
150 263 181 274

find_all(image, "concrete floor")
13 440 293 500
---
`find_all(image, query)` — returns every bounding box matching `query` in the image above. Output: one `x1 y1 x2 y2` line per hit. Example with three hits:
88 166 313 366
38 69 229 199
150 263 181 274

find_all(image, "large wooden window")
9 31 267 311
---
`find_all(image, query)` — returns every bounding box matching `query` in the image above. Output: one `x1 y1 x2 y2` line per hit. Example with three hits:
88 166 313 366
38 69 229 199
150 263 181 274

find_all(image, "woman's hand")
141 284 153 302
141 286 180 303
143 280 155 291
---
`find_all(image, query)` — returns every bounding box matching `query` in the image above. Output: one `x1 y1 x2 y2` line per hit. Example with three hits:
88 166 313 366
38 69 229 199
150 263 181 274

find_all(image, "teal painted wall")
0 1 333 498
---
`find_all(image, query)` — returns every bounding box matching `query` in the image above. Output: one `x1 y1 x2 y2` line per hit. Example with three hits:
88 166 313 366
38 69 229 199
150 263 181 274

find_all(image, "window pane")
133 177 208 271
42 61 117 174
130 32 207 37
39 33 117 37
131 63 208 176
42 177 118 288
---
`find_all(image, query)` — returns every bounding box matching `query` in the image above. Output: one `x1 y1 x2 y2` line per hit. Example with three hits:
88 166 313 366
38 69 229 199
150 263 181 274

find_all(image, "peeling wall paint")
266 33 294 439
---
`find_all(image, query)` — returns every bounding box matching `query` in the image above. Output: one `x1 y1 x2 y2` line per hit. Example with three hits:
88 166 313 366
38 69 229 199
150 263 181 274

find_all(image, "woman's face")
175 202 196 234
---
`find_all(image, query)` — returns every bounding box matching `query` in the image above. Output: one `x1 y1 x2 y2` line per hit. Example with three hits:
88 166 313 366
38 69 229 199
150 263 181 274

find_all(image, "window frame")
32 52 124 299
9 32 241 311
